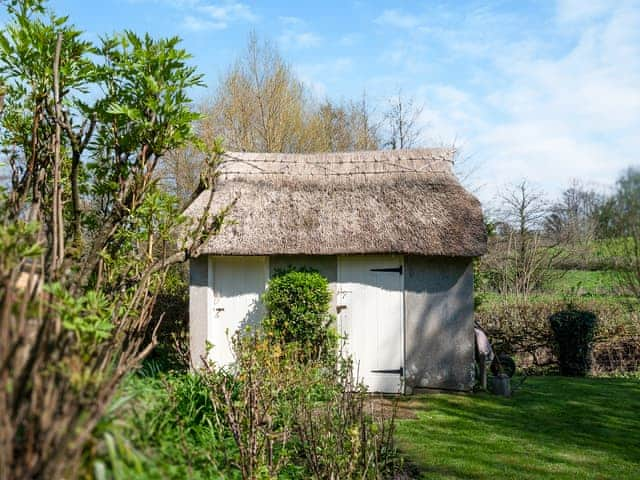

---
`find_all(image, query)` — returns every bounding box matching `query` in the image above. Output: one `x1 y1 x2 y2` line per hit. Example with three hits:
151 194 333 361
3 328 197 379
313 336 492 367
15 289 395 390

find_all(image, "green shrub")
476 297 640 375
202 329 401 480
88 331 403 480
285 358 401 479
549 309 597 376
262 268 337 361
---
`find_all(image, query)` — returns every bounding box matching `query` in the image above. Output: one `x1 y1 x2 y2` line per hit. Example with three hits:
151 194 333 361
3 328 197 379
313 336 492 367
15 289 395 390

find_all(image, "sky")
39 0 640 204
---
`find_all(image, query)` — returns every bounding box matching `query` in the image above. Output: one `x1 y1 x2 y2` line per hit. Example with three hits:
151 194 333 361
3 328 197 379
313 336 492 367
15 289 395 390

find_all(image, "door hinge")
371 367 403 376
370 266 403 274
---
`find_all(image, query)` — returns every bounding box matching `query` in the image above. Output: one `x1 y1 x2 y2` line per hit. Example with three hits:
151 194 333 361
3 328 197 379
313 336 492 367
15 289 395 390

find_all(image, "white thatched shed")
184 148 486 393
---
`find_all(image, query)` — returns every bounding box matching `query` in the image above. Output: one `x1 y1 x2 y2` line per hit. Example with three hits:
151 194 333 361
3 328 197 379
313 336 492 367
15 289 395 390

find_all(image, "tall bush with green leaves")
262 268 337 361
0 1 226 477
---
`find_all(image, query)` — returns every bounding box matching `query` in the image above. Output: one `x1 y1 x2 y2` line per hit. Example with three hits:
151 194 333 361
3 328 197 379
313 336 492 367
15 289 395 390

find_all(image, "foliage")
480 233 567 297
0 1 225 477
262 268 337 361
286 358 400 479
45 283 113 361
599 167 640 299
549 308 597 376
544 180 604 245
395 376 640 479
201 329 401 480
476 296 640 375
202 33 380 155
90 374 640 480
147 264 190 371
85 373 238 480
544 269 619 297
203 332 297 479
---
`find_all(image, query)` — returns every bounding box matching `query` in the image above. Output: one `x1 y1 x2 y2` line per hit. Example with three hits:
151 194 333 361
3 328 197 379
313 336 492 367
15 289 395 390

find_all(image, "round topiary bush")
549 309 597 376
262 268 337 361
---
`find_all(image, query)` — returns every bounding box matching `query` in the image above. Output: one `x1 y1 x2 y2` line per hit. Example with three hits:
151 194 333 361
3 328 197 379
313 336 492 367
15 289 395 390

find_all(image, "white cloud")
278 16 304 26
338 33 362 46
555 0 612 24
135 0 258 31
277 16 322 50
374 1 640 203
378 39 430 73
478 3 640 192
199 2 257 23
295 58 353 99
279 30 322 49
182 15 226 31
374 9 421 29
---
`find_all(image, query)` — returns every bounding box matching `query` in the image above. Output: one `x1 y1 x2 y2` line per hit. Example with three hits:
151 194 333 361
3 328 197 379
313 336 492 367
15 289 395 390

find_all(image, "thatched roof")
184 149 486 257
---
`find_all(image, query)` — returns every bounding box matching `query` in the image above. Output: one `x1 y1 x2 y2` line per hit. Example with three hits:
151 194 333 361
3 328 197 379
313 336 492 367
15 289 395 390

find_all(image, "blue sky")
42 1 640 204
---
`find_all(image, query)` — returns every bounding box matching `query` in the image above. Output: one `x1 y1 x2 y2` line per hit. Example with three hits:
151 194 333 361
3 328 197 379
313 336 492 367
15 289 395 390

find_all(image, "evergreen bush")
549 309 597 376
262 268 337 361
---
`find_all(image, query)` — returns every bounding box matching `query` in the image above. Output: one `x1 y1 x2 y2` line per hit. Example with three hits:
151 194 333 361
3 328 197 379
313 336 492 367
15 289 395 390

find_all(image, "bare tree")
604 167 640 299
497 180 548 238
198 33 380 157
383 89 424 150
545 179 603 245
348 92 380 151
484 181 565 296
303 95 379 153
203 32 306 153
159 35 383 205
155 143 205 207
304 100 351 152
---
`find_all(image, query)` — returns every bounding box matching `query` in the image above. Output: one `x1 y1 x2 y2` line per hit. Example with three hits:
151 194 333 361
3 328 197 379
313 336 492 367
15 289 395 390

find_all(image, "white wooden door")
338 255 404 393
208 256 268 366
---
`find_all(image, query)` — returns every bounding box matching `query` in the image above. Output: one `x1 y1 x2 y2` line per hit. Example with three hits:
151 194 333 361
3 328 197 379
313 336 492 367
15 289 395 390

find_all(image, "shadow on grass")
395 376 640 480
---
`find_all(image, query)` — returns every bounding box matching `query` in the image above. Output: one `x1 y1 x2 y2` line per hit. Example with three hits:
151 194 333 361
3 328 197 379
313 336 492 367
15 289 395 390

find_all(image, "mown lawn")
395 376 640 480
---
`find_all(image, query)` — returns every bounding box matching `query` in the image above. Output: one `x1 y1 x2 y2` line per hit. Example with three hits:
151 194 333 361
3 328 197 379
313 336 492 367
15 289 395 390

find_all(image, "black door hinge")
371 367 403 376
370 266 403 274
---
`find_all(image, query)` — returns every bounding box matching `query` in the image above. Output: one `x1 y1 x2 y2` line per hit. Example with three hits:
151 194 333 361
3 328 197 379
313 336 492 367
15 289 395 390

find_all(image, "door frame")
337 255 406 393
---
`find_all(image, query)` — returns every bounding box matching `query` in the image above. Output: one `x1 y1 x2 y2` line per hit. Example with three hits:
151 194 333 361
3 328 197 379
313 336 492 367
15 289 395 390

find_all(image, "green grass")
395 377 640 480
545 269 620 296
88 372 240 480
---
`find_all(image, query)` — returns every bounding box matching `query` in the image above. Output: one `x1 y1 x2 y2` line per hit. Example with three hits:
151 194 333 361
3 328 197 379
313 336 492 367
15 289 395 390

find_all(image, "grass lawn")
395 376 640 480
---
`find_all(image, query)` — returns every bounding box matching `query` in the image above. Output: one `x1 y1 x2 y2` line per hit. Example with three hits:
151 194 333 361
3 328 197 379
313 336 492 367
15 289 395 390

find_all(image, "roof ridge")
223 148 455 162
218 149 456 178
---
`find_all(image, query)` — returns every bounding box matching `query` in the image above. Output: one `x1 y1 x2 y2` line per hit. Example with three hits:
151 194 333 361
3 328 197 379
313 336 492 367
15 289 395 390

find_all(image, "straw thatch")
184 148 486 257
